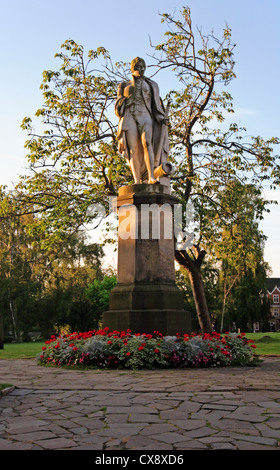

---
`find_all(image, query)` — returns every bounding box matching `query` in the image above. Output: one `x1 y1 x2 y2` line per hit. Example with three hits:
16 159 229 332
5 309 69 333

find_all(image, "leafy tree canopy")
2 6 279 333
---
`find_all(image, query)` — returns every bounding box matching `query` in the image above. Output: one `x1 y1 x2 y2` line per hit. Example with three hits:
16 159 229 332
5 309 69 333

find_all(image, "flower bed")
37 328 259 369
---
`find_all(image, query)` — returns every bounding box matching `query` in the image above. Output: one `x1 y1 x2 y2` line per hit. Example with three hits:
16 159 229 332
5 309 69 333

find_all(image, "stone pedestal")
102 184 191 335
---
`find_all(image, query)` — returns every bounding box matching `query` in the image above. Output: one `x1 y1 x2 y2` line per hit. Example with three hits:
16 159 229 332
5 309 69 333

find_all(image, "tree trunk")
9 299 18 342
0 314 4 349
220 294 227 334
175 247 213 334
220 272 241 333
188 264 213 334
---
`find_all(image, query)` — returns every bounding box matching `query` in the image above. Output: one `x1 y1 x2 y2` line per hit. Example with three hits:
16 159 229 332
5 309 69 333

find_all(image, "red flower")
42 346 46 350
154 349 159 353
145 334 152 339
107 340 112 345
126 352 131 356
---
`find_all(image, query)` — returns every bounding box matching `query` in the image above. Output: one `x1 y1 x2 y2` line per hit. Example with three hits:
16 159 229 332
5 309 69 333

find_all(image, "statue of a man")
115 57 169 184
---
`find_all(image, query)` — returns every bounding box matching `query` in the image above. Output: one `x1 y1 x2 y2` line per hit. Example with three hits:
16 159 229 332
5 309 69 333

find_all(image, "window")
273 294 279 303
273 308 279 317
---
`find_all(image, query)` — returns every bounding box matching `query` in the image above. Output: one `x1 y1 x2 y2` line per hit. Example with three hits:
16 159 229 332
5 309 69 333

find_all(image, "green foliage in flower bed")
37 328 260 369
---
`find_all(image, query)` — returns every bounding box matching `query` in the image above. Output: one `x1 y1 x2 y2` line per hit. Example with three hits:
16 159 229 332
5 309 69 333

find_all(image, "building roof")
266 278 280 292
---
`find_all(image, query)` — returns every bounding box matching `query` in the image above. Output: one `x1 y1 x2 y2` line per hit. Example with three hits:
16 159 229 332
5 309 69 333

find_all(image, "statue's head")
131 57 146 77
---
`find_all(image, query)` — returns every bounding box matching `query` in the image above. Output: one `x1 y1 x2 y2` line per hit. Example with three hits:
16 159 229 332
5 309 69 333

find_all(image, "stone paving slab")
0 357 280 450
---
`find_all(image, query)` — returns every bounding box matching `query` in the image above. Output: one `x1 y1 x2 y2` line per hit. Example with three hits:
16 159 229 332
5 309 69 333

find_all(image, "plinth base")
102 309 191 336
102 183 191 336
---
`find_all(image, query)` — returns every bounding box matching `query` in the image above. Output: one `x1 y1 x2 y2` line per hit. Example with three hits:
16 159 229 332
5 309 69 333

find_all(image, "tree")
204 181 270 331
176 260 221 332
32 232 105 334
12 7 280 333
222 262 270 333
18 41 129 240
0 190 45 346
0 204 43 349
0 187 105 345
150 7 279 332
85 275 117 325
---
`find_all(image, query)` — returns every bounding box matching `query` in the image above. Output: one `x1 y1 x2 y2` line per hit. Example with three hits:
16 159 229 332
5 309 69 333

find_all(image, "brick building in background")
266 278 280 331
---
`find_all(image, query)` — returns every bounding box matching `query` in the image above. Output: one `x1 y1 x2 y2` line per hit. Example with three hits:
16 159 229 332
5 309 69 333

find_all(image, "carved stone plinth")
102 184 191 335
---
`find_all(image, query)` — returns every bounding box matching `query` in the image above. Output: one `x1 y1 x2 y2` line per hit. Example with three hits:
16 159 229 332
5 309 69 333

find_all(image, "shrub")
37 328 260 369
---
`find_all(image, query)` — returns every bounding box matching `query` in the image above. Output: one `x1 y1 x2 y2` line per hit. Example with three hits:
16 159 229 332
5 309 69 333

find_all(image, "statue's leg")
125 122 142 184
130 158 141 184
140 122 157 184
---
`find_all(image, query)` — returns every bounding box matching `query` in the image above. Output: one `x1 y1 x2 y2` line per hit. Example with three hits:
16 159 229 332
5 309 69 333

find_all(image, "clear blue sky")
1 0 280 276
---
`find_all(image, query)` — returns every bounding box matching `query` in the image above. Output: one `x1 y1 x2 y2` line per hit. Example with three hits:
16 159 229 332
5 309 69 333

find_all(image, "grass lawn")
245 332 280 356
0 333 279 360
0 341 46 359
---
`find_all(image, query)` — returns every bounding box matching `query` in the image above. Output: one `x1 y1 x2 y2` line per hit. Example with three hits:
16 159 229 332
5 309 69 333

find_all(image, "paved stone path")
0 357 280 450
